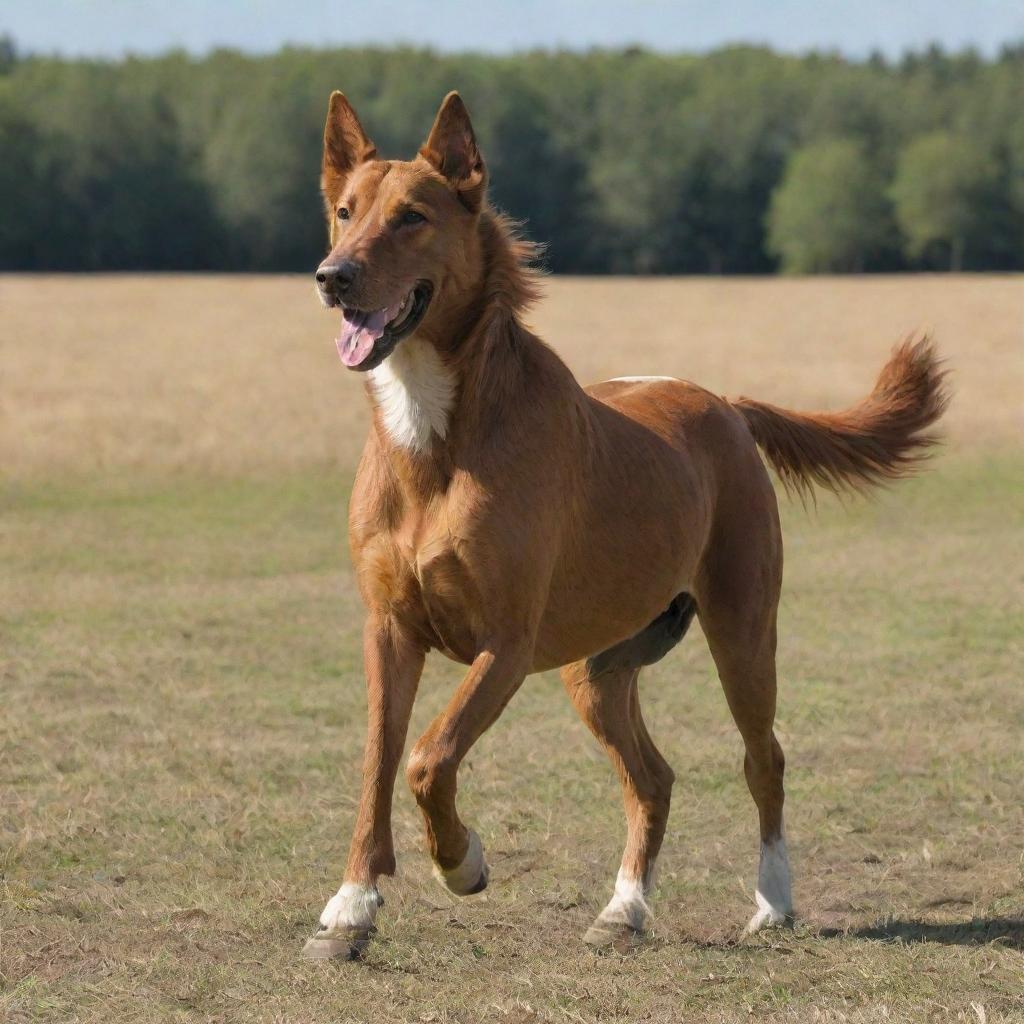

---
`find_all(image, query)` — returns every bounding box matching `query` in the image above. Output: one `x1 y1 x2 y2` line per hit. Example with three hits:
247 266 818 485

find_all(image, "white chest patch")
369 338 456 451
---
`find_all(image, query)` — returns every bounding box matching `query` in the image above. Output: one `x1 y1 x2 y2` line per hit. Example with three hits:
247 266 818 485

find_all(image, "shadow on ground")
820 917 1024 948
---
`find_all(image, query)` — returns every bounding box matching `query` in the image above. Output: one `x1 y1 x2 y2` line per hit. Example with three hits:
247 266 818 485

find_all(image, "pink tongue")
335 303 400 367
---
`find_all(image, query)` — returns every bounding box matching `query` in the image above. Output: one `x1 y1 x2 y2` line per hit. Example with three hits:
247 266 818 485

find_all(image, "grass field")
2 274 1022 1023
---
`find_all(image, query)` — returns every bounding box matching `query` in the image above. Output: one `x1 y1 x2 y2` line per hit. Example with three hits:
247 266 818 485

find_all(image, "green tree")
2 42 1021 272
6 60 223 269
767 138 891 273
0 35 16 75
0 87 61 268
890 131 1000 270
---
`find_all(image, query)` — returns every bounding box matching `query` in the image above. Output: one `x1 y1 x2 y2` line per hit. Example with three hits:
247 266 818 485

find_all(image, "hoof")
308 882 382 960
744 906 793 936
302 926 375 961
583 919 647 952
746 836 793 936
464 869 488 895
434 828 489 897
585 870 650 951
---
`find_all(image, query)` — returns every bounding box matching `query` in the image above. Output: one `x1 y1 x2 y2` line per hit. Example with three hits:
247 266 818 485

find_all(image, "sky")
5 0 1023 60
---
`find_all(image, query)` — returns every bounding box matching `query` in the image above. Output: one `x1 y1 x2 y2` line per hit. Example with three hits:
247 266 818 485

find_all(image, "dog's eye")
336 207 350 221
401 210 426 226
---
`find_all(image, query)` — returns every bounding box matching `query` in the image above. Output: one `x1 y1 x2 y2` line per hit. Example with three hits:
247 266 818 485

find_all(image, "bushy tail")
732 335 950 499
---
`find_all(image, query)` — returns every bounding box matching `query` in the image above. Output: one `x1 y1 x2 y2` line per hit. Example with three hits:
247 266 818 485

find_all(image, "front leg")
405 644 531 895
303 615 425 959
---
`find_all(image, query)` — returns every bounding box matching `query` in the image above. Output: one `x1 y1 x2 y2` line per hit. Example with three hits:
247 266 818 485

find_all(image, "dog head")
316 91 487 371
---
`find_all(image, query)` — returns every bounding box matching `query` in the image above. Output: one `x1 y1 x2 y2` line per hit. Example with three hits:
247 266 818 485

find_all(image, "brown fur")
304 91 950 957
733 335 949 498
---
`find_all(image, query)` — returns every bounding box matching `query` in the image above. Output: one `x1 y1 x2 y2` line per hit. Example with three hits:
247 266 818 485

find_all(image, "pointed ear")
321 91 376 204
418 92 487 212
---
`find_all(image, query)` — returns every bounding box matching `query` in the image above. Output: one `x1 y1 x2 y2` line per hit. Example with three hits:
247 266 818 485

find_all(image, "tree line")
1 37 1022 273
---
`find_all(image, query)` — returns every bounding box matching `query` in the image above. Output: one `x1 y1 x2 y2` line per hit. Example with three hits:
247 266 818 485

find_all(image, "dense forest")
1 36 1022 273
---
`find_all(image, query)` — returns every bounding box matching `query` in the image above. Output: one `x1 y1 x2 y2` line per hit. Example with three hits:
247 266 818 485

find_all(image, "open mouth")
335 283 432 371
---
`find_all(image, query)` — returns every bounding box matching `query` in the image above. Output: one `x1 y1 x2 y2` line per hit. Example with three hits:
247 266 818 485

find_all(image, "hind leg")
561 660 674 947
696 516 792 933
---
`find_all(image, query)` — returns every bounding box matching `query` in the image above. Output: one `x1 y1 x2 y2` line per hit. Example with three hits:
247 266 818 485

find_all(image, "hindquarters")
534 377 777 673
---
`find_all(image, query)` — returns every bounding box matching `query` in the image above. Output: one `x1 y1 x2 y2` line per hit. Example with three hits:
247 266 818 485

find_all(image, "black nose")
316 259 360 292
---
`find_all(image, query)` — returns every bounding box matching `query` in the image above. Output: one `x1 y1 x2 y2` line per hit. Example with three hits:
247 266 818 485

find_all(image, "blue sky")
5 0 1023 59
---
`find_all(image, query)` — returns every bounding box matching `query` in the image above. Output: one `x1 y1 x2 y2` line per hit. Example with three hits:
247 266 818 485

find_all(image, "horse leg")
405 644 531 895
304 615 425 959
696 518 791 933
561 659 674 946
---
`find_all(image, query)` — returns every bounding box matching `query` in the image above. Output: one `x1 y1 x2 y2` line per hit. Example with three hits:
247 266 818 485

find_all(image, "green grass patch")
2 453 1023 1023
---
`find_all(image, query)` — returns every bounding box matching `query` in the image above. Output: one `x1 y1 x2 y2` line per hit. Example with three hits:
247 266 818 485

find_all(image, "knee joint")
405 743 456 807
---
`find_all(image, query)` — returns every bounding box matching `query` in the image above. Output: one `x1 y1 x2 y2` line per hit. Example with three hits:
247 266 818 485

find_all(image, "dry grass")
2 275 1023 1023
1 274 1021 477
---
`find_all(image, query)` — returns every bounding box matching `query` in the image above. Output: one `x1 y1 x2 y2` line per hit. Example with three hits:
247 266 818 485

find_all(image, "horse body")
349 337 766 675
303 90 948 959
